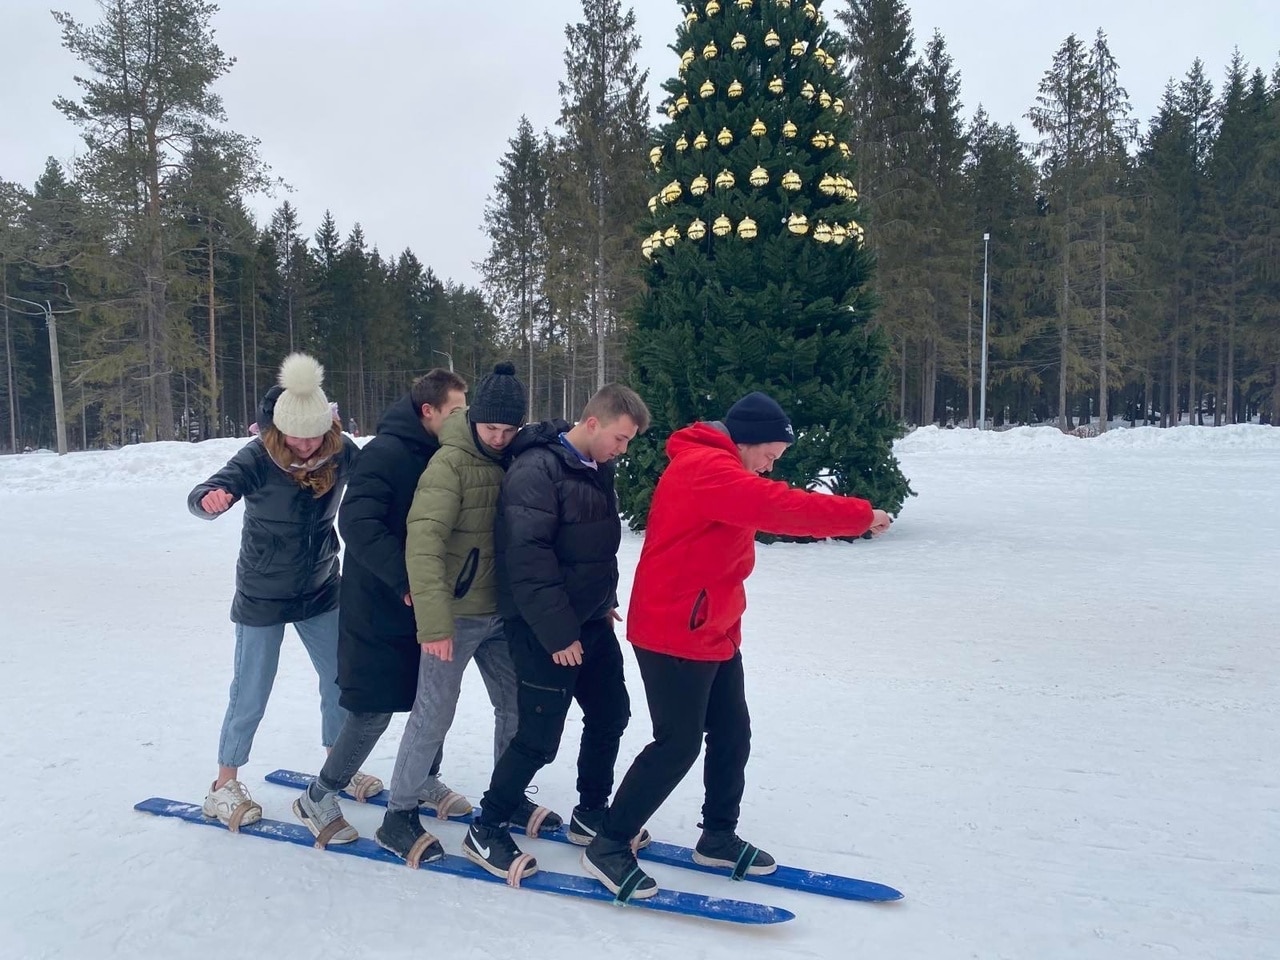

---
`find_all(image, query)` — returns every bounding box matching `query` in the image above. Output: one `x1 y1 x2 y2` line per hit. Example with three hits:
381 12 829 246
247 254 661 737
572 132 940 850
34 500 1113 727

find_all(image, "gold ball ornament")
787 212 810 235
731 33 747 52
663 226 680 247
641 235 655 259
818 89 832 109
782 120 798 139
706 0 721 15
699 79 716 99
810 131 829 148
693 130 709 150
749 165 769 187
803 1 818 19
736 0 753 9
839 142 851 159
649 146 662 168
833 97 845 115
737 217 758 239
712 214 733 237
648 195 658 214
823 51 837 69
728 79 744 98
684 10 699 26
661 180 683 204
687 218 707 241
750 117 767 137
790 40 808 57
775 0 790 7
768 76 784 95
676 135 689 152
847 220 865 241
666 103 678 119
813 222 833 243
716 127 734 147
714 168 736 190
830 223 848 245
764 29 781 48
703 41 718 60
690 174 710 196
801 82 816 100
676 93 690 113
781 169 802 191
819 174 838 195
680 48 695 71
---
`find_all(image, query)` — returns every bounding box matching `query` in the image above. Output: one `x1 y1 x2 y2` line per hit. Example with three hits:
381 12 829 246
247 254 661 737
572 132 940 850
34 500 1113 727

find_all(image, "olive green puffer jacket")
404 409 507 642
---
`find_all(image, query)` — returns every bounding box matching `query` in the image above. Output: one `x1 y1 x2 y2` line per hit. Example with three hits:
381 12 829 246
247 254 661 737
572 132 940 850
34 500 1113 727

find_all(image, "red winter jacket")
627 422 876 662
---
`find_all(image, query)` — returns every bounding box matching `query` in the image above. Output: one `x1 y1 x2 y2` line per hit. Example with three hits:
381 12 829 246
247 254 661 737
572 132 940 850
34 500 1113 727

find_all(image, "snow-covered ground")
2 425 1277 959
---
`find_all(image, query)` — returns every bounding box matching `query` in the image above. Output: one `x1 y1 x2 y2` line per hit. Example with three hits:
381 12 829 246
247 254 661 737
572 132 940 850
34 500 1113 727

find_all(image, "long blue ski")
266 769 902 903
134 798 793 925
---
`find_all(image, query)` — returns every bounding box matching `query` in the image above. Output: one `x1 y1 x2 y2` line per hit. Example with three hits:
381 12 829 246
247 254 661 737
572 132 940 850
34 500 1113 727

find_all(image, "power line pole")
5 295 73 454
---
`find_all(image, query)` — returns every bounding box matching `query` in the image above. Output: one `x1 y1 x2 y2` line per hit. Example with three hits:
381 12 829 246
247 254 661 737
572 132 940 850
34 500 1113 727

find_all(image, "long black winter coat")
188 434 359 626
496 420 621 654
335 395 441 713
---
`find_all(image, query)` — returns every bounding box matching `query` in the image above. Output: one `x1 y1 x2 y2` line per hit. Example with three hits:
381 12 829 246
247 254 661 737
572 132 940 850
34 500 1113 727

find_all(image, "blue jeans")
217 608 347 768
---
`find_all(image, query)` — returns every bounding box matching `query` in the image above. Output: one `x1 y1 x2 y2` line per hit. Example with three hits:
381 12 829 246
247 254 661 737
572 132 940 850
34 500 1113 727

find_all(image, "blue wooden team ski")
265 768 903 903
134 798 794 925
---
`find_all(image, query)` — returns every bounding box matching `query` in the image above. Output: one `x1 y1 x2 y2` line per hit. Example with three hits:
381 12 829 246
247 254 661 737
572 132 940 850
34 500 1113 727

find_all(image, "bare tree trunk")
207 224 219 437
1214 333 1224 427
1098 211 1109 432
595 195 607 392
898 336 907 423
145 127 173 441
239 269 248 433
966 288 974 428
251 274 259 415
1227 306 1237 425
921 337 937 426
2 266 15 451
1059 247 1071 433
1188 317 1198 426
1169 323 1180 428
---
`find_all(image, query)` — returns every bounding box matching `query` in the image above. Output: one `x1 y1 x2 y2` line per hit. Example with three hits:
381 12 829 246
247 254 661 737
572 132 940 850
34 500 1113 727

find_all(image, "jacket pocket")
453 547 479 599
688 589 709 630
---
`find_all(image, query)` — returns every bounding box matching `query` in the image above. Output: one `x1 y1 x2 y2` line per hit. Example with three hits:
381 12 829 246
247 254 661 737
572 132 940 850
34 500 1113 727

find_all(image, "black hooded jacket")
495 420 621 653
334 394 442 713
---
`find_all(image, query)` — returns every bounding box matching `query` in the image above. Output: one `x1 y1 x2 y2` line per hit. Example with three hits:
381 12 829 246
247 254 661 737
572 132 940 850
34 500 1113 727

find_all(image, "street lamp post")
979 232 990 431
5 295 70 454
431 349 454 372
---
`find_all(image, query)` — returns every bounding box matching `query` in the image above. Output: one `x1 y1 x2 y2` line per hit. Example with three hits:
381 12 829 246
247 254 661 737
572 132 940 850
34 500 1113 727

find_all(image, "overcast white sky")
1 0 1275 287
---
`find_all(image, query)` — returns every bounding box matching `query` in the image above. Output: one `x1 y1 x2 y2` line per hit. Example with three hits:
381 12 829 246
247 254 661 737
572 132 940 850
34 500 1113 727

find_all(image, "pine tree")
619 0 911 527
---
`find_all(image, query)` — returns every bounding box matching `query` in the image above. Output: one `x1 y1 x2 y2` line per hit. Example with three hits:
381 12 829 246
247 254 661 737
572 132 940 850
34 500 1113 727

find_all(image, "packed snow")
2 424 1277 959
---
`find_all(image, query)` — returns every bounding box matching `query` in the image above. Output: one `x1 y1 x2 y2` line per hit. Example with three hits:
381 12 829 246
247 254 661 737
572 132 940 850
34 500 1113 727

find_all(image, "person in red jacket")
580 391 893 900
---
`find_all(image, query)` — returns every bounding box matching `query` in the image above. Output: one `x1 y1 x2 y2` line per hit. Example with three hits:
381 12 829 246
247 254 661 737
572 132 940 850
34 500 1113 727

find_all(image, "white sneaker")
202 779 262 832
419 776 473 819
293 786 358 846
346 770 384 801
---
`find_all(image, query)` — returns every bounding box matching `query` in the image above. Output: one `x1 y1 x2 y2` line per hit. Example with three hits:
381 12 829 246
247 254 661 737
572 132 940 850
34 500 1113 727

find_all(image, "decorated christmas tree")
618 0 911 526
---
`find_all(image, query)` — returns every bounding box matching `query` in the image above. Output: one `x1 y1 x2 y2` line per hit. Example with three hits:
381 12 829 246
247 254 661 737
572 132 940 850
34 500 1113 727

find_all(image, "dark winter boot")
581 836 658 900
462 821 538 883
692 828 778 878
374 808 444 868
512 796 562 837
566 805 653 850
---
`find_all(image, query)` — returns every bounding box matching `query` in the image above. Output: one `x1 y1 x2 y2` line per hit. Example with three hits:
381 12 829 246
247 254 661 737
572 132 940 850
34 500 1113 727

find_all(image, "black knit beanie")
469 362 527 426
723 391 795 445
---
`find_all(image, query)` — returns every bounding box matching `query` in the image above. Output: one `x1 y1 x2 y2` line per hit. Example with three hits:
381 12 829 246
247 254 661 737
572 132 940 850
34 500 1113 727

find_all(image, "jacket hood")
665 421 738 461
508 419 573 459
375 394 440 456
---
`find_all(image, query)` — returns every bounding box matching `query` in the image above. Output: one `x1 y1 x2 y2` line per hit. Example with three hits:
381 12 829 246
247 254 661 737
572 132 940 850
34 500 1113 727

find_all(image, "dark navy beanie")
469 362 527 426
723 391 795 445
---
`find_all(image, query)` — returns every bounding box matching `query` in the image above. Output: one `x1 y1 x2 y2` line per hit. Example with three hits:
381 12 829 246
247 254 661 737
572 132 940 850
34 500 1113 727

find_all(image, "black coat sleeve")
501 452 579 653
187 443 263 520
337 440 412 597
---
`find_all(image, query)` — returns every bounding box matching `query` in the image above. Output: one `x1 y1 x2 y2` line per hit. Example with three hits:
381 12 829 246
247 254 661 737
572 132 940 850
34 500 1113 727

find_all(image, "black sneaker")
567 805 653 850
581 836 658 900
512 797 562 836
463 821 538 881
374 808 444 867
692 828 777 878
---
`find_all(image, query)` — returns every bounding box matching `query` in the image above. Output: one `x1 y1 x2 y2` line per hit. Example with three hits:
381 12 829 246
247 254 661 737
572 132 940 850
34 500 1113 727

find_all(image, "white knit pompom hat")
271 353 334 439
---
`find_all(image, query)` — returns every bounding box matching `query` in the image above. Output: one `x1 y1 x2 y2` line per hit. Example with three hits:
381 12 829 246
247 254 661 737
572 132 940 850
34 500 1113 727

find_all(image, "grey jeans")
386 615 519 812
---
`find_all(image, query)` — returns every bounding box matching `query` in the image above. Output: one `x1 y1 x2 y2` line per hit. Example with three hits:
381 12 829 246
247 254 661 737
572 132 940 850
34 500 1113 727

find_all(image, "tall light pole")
979 232 991 431
431 349 453 372
5 295 70 454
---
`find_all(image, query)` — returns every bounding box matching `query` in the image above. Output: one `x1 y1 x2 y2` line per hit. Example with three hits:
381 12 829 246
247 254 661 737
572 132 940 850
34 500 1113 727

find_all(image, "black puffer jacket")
496 420 621 654
188 433 359 626
335 395 441 713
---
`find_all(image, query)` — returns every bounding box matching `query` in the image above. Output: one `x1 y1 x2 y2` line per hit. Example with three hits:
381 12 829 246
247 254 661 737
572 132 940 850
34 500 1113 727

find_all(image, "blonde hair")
261 422 344 497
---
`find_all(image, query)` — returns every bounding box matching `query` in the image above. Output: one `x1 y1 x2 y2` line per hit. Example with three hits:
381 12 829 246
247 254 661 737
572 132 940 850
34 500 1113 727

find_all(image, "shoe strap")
615 865 648 903
731 843 761 881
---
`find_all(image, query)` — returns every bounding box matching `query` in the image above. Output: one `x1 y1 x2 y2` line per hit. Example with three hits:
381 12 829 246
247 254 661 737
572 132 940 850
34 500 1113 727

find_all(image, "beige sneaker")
202 779 262 832
346 770 384 801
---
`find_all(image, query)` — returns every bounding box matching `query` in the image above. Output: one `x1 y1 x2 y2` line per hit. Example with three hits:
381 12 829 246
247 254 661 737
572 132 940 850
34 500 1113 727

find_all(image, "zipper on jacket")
688 589 708 630
453 548 480 599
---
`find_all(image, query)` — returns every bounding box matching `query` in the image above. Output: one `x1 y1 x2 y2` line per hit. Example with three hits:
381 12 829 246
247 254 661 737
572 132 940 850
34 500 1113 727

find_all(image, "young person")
371 362 544 865
582 391 894 899
461 385 652 883
289 368 468 845
190 354 361 830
